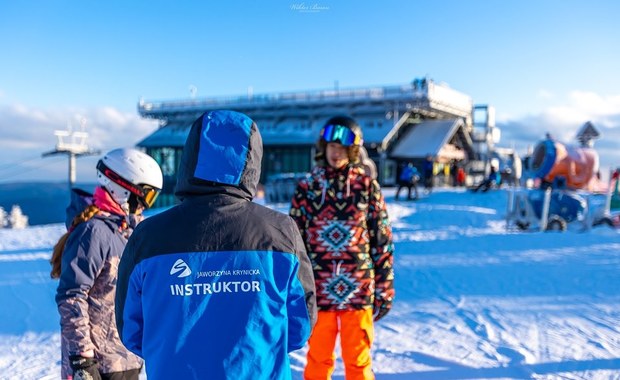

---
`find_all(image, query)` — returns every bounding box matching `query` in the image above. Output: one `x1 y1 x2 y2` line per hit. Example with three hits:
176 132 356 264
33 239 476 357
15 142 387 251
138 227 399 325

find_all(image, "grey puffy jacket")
55 213 142 379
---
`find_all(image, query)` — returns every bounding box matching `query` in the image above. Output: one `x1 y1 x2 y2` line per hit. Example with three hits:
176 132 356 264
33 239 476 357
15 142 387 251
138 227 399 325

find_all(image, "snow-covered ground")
1 188 620 380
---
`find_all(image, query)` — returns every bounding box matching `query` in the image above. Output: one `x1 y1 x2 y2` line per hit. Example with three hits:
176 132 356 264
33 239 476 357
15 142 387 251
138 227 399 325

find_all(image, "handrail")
138 81 473 117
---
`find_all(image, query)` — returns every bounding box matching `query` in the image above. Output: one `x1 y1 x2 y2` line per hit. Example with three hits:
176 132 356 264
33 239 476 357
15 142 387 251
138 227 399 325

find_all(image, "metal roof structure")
390 119 473 162
138 123 191 148
137 79 474 150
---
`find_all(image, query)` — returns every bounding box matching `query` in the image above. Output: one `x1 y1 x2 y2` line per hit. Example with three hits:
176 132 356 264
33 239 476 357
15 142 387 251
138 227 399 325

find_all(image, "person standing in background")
53 148 163 380
450 160 459 187
457 166 467 187
290 115 395 380
423 154 435 194
395 162 419 201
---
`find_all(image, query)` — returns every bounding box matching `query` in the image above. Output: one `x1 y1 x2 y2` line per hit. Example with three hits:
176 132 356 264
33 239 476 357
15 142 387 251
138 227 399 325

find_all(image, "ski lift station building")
137 78 501 206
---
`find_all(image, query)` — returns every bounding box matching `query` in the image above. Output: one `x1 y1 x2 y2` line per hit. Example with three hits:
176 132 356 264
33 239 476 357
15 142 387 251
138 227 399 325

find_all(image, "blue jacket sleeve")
286 260 310 352
115 235 144 358
286 219 316 352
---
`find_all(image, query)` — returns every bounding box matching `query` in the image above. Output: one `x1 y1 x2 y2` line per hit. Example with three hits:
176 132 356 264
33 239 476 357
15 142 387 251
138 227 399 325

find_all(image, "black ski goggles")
96 160 161 209
321 124 362 147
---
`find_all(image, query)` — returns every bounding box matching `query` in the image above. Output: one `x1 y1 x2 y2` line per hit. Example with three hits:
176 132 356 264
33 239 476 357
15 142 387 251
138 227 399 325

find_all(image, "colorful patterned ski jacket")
115 110 317 380
290 164 394 313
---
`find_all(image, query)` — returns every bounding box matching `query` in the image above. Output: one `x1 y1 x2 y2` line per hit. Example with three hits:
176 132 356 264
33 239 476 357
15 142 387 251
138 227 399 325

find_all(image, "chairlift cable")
0 156 65 181
0 155 47 173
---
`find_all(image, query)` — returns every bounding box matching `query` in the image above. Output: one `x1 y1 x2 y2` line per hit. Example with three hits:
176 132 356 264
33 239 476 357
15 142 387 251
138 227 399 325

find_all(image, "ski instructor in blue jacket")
115 110 317 380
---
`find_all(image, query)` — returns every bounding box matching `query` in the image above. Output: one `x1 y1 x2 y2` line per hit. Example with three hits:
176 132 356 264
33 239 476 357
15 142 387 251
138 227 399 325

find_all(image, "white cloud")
0 103 159 183
536 89 554 99
498 91 620 173
544 91 620 125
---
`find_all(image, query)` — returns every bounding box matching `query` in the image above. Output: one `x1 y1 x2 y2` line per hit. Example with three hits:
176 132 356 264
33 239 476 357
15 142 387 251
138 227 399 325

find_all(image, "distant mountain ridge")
0 182 96 226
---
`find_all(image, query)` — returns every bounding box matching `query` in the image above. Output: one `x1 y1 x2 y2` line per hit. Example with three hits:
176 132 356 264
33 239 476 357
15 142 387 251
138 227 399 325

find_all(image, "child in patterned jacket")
290 115 395 380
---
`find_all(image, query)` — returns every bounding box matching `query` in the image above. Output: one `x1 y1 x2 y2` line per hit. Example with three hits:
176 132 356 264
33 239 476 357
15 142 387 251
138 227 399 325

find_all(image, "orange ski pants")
304 308 375 380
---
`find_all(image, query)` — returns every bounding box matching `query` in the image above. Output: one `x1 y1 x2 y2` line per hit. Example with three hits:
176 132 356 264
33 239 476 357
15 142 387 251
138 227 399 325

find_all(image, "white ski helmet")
96 148 163 212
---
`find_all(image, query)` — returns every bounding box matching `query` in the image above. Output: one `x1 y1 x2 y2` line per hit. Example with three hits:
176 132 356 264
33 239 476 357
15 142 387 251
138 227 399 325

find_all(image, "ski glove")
69 355 101 380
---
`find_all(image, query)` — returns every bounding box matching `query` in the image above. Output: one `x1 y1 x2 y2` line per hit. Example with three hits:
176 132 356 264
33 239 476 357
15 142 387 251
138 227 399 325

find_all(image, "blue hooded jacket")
115 110 317 380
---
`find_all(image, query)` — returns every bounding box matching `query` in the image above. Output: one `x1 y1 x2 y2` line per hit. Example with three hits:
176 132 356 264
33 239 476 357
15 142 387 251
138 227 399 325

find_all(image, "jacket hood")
175 110 262 201
65 188 94 229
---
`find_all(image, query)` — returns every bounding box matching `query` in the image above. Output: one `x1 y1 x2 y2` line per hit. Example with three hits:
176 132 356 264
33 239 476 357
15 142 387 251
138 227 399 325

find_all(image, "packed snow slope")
1 188 619 380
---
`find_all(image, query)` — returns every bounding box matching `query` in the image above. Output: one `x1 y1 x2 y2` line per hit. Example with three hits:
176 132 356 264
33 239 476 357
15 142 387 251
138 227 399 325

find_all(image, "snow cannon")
530 139 599 190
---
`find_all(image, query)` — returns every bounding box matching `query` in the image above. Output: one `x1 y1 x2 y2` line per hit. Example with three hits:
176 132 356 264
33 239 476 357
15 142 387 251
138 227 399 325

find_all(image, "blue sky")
1 0 619 183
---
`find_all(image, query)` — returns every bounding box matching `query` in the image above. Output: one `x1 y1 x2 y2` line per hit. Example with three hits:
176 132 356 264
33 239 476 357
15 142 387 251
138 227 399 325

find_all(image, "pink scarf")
93 186 126 216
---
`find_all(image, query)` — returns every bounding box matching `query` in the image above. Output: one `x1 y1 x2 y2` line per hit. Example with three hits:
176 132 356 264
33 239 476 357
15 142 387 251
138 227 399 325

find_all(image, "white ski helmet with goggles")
96 148 163 212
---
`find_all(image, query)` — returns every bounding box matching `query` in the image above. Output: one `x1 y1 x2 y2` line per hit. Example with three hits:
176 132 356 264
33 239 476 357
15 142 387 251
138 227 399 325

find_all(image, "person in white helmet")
51 148 163 380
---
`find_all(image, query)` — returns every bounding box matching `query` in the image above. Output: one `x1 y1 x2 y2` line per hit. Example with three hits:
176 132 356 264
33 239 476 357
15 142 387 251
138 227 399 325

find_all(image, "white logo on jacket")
170 259 192 278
